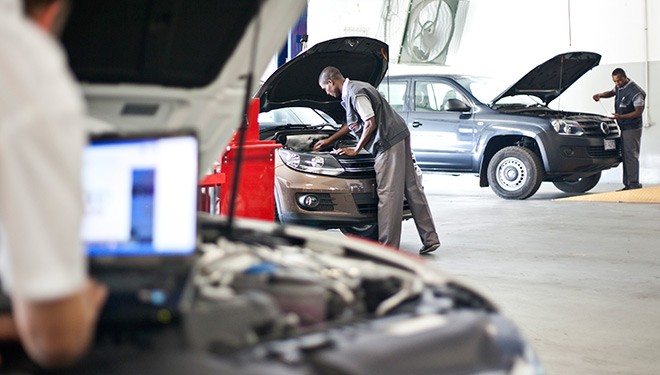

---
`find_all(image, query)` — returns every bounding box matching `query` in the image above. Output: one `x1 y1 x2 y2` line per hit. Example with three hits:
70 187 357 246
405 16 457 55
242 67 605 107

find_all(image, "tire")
553 172 601 193
487 146 544 200
340 224 379 241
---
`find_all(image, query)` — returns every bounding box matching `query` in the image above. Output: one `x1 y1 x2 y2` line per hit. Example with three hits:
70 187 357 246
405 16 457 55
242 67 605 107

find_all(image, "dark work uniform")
614 80 646 189
342 79 439 249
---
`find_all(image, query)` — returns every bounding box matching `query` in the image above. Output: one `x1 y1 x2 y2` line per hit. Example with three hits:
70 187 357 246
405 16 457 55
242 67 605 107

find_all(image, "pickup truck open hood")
490 51 601 106
256 37 389 124
61 0 306 177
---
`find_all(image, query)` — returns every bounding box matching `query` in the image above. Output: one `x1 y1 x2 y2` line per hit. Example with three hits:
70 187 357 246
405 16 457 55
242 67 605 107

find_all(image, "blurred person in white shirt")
0 0 106 368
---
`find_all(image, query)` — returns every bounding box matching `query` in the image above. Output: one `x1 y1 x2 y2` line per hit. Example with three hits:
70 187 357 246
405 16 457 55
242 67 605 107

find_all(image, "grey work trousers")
374 136 439 249
620 128 642 187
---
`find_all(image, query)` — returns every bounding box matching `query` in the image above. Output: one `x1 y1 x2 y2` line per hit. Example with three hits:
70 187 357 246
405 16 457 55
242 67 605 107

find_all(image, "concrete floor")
398 173 660 375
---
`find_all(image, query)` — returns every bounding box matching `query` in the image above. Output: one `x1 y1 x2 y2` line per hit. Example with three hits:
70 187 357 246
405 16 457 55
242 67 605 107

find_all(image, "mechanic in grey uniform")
314 66 440 254
593 68 646 191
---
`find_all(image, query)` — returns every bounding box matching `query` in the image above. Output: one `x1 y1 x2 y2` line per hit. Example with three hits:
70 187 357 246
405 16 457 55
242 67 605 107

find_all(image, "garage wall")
304 0 659 184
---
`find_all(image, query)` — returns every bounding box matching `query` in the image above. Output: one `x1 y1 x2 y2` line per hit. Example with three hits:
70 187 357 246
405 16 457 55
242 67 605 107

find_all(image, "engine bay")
182 217 495 353
261 127 360 153
56 215 533 375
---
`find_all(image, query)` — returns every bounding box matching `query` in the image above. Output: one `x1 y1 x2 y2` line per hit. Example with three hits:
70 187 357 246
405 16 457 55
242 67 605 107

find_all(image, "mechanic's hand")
83 278 108 331
313 139 331 151
332 148 359 157
592 94 601 102
86 278 108 314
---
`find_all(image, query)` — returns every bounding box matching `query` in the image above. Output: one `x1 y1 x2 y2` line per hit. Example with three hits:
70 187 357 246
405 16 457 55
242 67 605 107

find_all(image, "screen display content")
81 133 198 257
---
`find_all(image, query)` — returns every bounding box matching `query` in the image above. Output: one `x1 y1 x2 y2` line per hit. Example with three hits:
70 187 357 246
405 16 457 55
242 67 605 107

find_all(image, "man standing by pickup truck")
315 66 440 255
593 68 646 191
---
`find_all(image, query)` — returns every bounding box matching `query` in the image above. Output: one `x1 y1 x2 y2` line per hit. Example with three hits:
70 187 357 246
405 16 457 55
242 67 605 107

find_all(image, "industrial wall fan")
399 0 465 64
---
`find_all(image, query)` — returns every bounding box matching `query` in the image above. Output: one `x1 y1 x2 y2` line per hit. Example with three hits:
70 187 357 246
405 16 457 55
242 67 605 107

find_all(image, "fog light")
561 146 575 157
297 194 320 209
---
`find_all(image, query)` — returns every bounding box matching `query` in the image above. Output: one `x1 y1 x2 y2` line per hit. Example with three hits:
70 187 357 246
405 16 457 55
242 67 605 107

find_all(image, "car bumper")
274 163 379 228
540 135 622 177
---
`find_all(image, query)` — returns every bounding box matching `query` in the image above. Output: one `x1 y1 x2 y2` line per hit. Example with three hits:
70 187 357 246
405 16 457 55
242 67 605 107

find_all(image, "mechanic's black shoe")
419 243 440 255
617 184 643 191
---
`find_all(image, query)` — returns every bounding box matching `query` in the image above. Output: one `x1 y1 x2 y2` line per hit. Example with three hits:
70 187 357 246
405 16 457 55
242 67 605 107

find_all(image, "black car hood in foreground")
491 51 601 105
257 37 389 123
61 0 306 177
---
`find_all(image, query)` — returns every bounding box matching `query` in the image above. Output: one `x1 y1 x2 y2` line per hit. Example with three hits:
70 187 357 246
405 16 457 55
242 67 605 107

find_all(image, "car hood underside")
491 51 601 106
61 0 306 177
256 37 389 124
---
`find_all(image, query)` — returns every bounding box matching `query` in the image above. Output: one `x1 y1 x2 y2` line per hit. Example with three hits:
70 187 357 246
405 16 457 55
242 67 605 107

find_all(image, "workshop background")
268 0 659 184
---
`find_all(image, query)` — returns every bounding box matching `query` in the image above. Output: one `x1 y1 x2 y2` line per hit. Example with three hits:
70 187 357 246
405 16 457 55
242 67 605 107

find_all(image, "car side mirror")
445 98 471 112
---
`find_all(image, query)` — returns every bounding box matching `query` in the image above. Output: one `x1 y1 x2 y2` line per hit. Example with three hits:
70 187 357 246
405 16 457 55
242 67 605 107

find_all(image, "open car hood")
256 37 389 123
61 0 306 177
490 51 601 106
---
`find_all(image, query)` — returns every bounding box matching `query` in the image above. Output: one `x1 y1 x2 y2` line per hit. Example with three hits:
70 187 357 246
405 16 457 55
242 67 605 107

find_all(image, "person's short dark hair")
612 68 627 78
319 66 344 85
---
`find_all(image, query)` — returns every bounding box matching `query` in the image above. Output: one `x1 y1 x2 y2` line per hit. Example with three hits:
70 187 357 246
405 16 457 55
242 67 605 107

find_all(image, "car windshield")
258 107 336 128
454 76 544 107
453 76 509 104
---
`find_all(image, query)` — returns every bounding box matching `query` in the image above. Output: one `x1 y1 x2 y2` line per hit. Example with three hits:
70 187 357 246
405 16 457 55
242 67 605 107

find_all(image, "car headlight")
550 119 584 136
278 149 345 176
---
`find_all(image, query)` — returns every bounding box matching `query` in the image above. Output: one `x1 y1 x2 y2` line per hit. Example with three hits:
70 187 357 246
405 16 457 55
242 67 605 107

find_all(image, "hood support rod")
226 0 263 236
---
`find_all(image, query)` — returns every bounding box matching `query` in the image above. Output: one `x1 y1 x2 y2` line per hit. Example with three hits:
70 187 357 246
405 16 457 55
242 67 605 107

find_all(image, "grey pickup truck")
379 51 621 199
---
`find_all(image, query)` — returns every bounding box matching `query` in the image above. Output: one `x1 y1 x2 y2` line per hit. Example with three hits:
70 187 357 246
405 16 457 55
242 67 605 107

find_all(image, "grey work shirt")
341 78 409 157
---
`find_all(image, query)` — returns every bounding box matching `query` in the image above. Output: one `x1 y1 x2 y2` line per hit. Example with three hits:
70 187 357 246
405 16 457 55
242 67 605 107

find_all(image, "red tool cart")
199 98 280 221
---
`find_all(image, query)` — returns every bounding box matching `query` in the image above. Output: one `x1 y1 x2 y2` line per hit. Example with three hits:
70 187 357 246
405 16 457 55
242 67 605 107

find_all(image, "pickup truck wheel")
553 172 601 193
340 224 379 241
487 146 543 200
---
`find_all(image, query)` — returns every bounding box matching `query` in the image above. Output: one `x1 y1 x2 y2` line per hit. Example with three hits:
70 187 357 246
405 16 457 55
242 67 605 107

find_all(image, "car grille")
587 146 621 158
337 157 376 178
353 193 411 215
580 120 620 137
353 193 378 214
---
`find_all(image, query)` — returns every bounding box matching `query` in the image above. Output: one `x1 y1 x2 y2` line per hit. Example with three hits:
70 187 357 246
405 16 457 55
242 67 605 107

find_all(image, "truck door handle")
410 121 422 128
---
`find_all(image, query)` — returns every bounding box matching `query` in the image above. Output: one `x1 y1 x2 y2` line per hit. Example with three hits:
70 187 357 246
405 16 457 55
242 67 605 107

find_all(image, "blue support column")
289 7 307 58
277 6 307 67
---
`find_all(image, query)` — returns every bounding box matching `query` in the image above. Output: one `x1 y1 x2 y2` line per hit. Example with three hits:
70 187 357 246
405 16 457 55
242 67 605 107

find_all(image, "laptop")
81 130 200 327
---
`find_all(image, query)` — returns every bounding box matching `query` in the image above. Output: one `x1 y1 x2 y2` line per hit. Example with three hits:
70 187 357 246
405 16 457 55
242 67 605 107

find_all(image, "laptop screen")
81 132 198 257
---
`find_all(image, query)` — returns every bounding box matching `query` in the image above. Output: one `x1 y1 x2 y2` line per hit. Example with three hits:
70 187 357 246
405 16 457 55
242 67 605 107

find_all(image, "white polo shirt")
0 0 87 300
